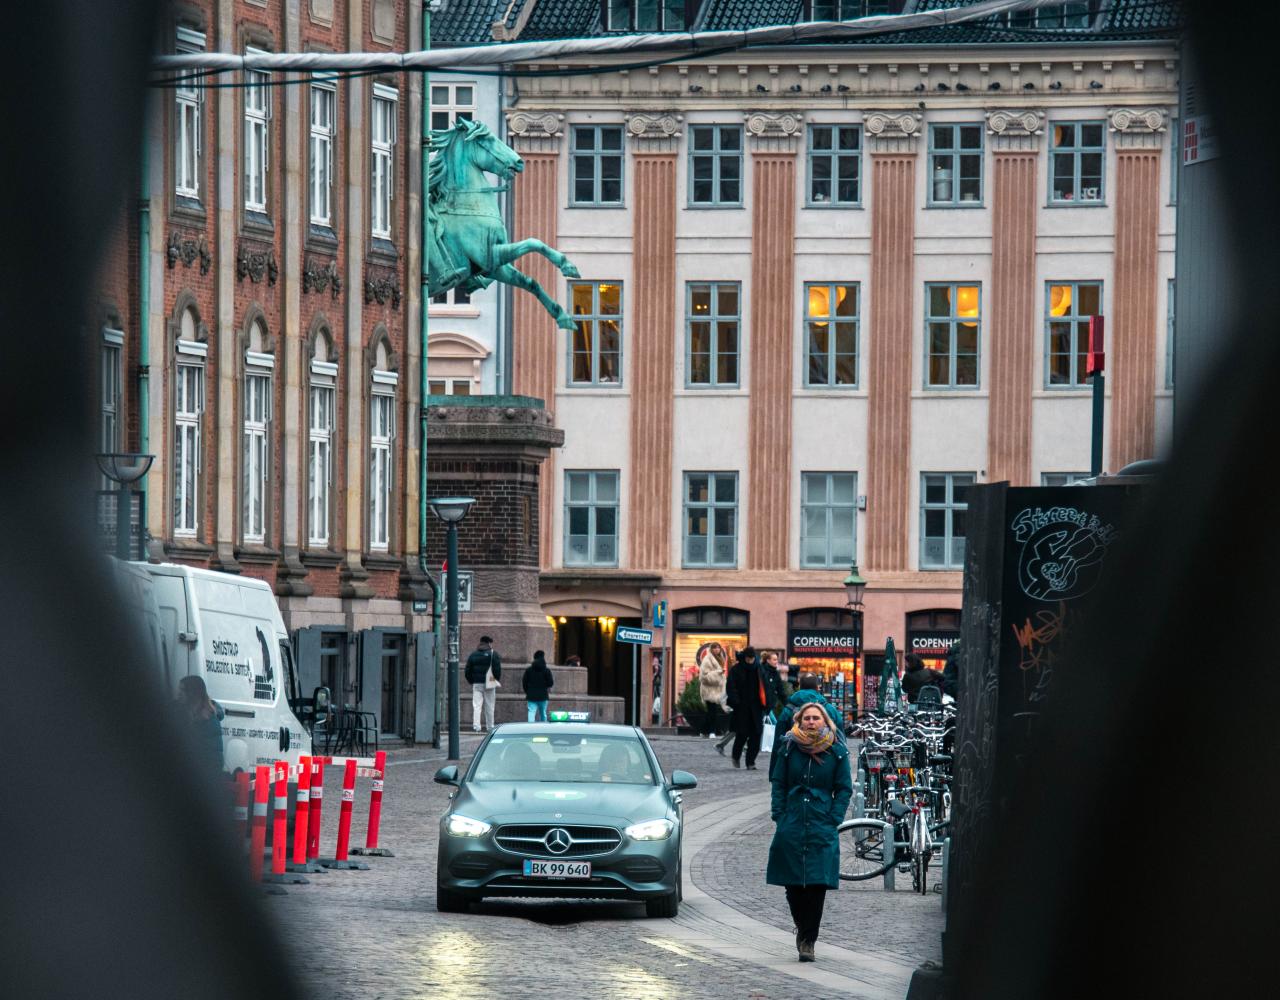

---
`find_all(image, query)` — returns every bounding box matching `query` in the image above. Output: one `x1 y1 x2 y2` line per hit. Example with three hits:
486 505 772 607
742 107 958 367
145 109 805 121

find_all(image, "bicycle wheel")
837 819 895 881
914 850 929 895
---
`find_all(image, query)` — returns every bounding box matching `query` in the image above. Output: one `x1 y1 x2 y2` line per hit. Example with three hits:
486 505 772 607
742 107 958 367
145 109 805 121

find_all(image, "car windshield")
471 733 656 785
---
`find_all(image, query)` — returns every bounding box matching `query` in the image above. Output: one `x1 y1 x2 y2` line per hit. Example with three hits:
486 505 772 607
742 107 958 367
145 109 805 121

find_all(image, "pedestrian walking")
769 673 846 775
767 702 854 962
464 635 502 732
177 674 225 777
697 642 728 738
522 650 554 722
725 646 780 769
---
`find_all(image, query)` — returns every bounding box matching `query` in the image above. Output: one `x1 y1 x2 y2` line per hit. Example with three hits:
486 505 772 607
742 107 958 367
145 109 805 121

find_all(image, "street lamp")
96 452 154 560
842 561 867 611
430 495 474 760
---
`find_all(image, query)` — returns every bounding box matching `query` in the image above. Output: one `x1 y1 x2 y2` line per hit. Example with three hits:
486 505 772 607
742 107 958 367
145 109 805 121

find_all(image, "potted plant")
676 677 705 735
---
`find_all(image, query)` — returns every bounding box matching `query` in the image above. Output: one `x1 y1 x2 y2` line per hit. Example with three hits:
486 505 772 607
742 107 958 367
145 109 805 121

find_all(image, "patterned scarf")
788 708 836 759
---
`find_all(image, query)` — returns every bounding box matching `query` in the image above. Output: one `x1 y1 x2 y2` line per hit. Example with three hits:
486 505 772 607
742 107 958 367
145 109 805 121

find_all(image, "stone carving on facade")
303 257 342 299
363 266 402 310
864 111 923 138
626 113 684 139
744 111 804 138
505 111 565 139
1107 107 1168 148
984 109 1046 137
236 241 278 285
167 230 211 275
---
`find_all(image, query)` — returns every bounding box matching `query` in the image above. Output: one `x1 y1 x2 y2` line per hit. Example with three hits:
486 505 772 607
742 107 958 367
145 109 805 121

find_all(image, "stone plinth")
426 396 564 664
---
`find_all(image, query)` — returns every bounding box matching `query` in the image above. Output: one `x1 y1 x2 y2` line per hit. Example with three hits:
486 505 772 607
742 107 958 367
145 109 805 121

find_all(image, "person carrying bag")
465 635 502 732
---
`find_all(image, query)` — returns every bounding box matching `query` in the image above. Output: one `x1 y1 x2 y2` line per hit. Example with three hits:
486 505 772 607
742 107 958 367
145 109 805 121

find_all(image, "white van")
138 562 312 773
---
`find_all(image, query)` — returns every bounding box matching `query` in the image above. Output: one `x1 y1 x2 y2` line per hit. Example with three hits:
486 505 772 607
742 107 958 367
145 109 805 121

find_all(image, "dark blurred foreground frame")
948 3 1278 996
0 3 298 997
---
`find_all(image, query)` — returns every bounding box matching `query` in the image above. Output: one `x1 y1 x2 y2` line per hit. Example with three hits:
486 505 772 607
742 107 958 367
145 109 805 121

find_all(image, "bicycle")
838 783 948 894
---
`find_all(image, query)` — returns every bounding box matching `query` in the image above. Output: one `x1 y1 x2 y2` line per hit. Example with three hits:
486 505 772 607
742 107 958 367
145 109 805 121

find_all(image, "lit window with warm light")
805 283 859 387
1049 121 1105 204
925 283 981 389
1045 281 1102 387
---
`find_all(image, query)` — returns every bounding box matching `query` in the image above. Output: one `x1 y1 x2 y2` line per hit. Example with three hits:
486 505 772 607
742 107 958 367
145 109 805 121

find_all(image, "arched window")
308 325 337 547
173 304 206 537
243 317 274 544
369 337 398 551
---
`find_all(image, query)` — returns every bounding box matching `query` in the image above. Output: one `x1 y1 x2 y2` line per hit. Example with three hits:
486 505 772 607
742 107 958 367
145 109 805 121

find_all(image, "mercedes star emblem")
544 827 572 854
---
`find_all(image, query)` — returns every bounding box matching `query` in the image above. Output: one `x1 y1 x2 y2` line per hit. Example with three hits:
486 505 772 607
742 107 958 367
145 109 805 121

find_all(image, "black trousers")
732 716 763 766
784 885 828 944
701 701 725 736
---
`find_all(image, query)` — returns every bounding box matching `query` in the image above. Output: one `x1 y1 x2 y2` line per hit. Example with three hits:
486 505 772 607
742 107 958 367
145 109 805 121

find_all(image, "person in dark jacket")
522 651 554 722
177 675 225 776
901 652 946 704
941 640 960 699
725 647 779 770
767 701 854 962
464 636 502 732
770 674 846 777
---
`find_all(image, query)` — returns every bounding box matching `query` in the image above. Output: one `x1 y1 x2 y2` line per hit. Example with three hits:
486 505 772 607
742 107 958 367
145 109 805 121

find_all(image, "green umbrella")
878 636 902 714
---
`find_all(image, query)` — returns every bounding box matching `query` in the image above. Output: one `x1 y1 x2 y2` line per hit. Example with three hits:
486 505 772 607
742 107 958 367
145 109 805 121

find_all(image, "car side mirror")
313 686 331 713
669 770 697 790
434 765 461 786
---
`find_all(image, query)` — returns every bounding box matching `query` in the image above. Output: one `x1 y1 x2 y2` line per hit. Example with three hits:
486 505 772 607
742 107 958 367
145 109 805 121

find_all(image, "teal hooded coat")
765 735 854 889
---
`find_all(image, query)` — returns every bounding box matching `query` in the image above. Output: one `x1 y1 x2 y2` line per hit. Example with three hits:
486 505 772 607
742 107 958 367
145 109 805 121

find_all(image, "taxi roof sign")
549 710 592 723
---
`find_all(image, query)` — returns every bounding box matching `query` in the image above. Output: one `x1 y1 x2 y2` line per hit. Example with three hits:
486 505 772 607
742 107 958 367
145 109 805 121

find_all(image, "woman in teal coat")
766 701 853 962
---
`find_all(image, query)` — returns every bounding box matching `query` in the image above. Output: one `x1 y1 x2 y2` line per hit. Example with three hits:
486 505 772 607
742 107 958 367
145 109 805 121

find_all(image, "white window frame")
243 357 273 544
370 84 398 240
801 472 858 569
309 81 335 227
920 472 974 571
243 49 271 214
174 27 205 200
429 82 475 132
173 344 206 537
369 372 397 551
308 359 337 547
564 470 620 567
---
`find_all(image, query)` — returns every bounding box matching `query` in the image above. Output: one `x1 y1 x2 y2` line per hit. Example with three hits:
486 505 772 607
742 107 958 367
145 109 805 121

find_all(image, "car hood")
454 781 672 826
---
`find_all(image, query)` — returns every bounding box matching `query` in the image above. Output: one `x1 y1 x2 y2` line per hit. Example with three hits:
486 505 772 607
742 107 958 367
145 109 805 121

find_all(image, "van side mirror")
669 770 697 790
313 686 331 713
434 765 460 786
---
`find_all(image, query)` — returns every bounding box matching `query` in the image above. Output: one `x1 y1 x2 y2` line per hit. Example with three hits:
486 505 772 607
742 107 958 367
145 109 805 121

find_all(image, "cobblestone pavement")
269 732 942 999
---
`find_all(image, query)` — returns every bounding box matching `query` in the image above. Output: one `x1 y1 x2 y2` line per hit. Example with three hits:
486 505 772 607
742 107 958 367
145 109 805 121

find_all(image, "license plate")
523 859 591 878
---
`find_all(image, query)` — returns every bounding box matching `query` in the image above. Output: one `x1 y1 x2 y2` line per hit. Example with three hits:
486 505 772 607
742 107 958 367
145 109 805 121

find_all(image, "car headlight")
625 818 675 841
445 814 492 838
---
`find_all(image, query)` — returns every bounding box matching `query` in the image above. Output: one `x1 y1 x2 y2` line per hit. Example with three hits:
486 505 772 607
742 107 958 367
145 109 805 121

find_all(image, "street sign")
651 600 667 630
1182 115 1219 166
435 570 473 613
616 626 653 645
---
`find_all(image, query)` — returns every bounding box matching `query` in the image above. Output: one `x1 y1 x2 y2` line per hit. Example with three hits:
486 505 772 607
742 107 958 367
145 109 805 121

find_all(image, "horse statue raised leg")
426 119 579 331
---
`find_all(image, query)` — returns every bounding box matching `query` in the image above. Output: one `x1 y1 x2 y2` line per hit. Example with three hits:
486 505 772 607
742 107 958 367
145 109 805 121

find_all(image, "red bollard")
320 758 368 870
271 762 288 874
233 771 250 849
306 758 325 861
351 750 394 857
248 765 270 882
288 755 319 873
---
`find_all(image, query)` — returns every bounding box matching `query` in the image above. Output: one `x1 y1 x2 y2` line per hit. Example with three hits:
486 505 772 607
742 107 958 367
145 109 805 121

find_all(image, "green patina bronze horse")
426 119 579 330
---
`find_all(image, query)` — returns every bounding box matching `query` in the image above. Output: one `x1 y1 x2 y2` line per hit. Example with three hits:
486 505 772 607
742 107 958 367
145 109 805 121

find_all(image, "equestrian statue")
426 119 579 330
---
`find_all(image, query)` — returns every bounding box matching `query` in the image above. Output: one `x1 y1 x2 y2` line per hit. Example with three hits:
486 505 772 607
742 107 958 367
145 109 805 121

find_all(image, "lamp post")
96 452 154 560
430 495 474 760
843 561 867 720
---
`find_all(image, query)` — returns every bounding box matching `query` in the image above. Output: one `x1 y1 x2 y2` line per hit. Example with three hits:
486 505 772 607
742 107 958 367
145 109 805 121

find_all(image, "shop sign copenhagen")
789 629 861 658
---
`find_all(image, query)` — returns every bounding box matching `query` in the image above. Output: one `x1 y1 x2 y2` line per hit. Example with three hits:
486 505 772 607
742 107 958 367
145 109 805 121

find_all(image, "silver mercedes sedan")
434 722 697 917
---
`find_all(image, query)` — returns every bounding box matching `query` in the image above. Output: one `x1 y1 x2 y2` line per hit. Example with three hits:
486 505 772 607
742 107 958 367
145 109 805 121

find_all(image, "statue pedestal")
425 397 563 665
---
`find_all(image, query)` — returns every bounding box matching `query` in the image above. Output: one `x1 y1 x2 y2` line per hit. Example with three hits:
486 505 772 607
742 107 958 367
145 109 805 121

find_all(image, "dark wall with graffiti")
947 482 1142 961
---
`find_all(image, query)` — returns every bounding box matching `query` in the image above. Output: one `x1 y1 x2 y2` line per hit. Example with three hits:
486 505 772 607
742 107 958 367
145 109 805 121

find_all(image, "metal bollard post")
941 837 950 918
882 822 896 891
854 770 865 819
